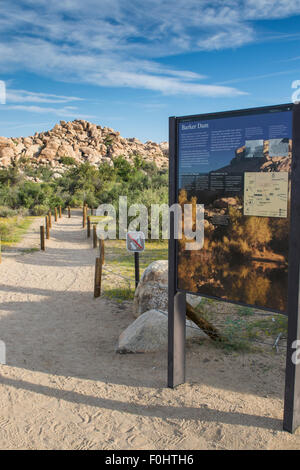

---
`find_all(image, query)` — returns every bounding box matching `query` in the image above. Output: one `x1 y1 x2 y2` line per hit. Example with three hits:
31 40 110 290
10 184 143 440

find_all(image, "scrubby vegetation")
0 155 167 212
0 155 168 241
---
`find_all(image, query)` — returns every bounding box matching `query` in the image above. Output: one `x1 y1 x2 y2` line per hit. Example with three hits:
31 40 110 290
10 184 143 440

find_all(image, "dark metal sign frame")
168 103 300 433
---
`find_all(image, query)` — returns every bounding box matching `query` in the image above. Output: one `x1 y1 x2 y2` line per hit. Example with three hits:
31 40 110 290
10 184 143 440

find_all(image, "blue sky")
1 0 300 142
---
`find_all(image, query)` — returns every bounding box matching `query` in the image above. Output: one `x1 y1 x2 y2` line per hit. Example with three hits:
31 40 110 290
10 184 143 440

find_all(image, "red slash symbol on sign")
127 232 143 250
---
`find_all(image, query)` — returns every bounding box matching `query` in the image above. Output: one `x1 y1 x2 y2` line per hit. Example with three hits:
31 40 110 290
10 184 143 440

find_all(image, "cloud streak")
6 104 95 119
0 1 299 97
6 89 84 104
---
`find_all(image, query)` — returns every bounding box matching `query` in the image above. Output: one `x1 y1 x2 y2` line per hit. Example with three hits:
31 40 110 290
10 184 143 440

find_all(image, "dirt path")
0 211 299 449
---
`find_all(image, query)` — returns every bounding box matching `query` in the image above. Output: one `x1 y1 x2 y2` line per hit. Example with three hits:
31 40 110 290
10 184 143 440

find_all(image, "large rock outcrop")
0 120 168 171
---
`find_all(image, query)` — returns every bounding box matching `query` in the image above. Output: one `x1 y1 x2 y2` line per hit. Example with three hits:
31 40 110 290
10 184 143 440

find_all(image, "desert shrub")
0 166 23 185
113 156 132 181
16 207 30 217
59 156 77 166
98 162 115 182
0 221 11 239
67 194 85 208
16 181 47 209
38 166 54 181
104 136 114 147
84 192 98 209
0 205 18 218
31 204 48 216
133 153 144 169
48 194 64 211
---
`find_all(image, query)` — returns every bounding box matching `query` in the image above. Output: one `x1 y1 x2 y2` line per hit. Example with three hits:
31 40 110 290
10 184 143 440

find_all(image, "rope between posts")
102 265 135 284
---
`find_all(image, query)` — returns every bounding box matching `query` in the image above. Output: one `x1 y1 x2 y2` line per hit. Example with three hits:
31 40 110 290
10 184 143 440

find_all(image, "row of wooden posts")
40 205 70 250
0 206 67 263
40 203 104 298
81 204 106 299
82 205 139 299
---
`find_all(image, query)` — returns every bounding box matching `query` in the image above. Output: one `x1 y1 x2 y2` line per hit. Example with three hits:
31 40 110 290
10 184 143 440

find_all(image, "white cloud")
0 38 246 97
6 104 95 119
89 70 245 97
6 89 84 104
245 0 300 19
0 1 298 97
198 28 254 50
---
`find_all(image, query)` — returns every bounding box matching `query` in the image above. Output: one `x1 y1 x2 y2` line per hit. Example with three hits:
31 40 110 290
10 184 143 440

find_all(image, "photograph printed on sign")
177 107 292 313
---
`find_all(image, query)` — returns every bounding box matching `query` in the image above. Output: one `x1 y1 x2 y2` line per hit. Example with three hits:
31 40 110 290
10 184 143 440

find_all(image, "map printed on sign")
244 172 289 218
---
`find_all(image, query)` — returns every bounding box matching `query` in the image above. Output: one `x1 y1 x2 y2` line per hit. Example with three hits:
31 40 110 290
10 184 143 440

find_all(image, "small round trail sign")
126 231 145 253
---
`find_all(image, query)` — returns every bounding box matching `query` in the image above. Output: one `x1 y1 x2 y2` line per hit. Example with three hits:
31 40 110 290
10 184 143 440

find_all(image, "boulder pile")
0 120 168 171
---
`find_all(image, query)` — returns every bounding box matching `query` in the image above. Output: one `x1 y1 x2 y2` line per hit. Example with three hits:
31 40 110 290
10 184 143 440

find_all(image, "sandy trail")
0 211 299 450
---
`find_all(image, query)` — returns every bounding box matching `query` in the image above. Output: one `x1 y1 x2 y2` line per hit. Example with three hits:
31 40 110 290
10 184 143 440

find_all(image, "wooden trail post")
68 206 71 218
91 208 94 216
94 257 102 297
83 206 87 228
40 226 45 251
45 215 50 239
99 238 105 264
48 211 52 228
94 239 105 297
87 216 91 238
59 205 62 218
93 224 97 248
54 207 58 222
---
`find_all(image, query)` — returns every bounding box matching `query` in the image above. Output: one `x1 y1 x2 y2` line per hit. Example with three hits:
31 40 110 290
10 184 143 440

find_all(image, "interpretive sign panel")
168 103 300 434
176 104 293 313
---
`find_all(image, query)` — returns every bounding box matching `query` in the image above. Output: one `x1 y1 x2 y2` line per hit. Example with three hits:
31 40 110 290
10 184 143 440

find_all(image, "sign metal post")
126 231 145 289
